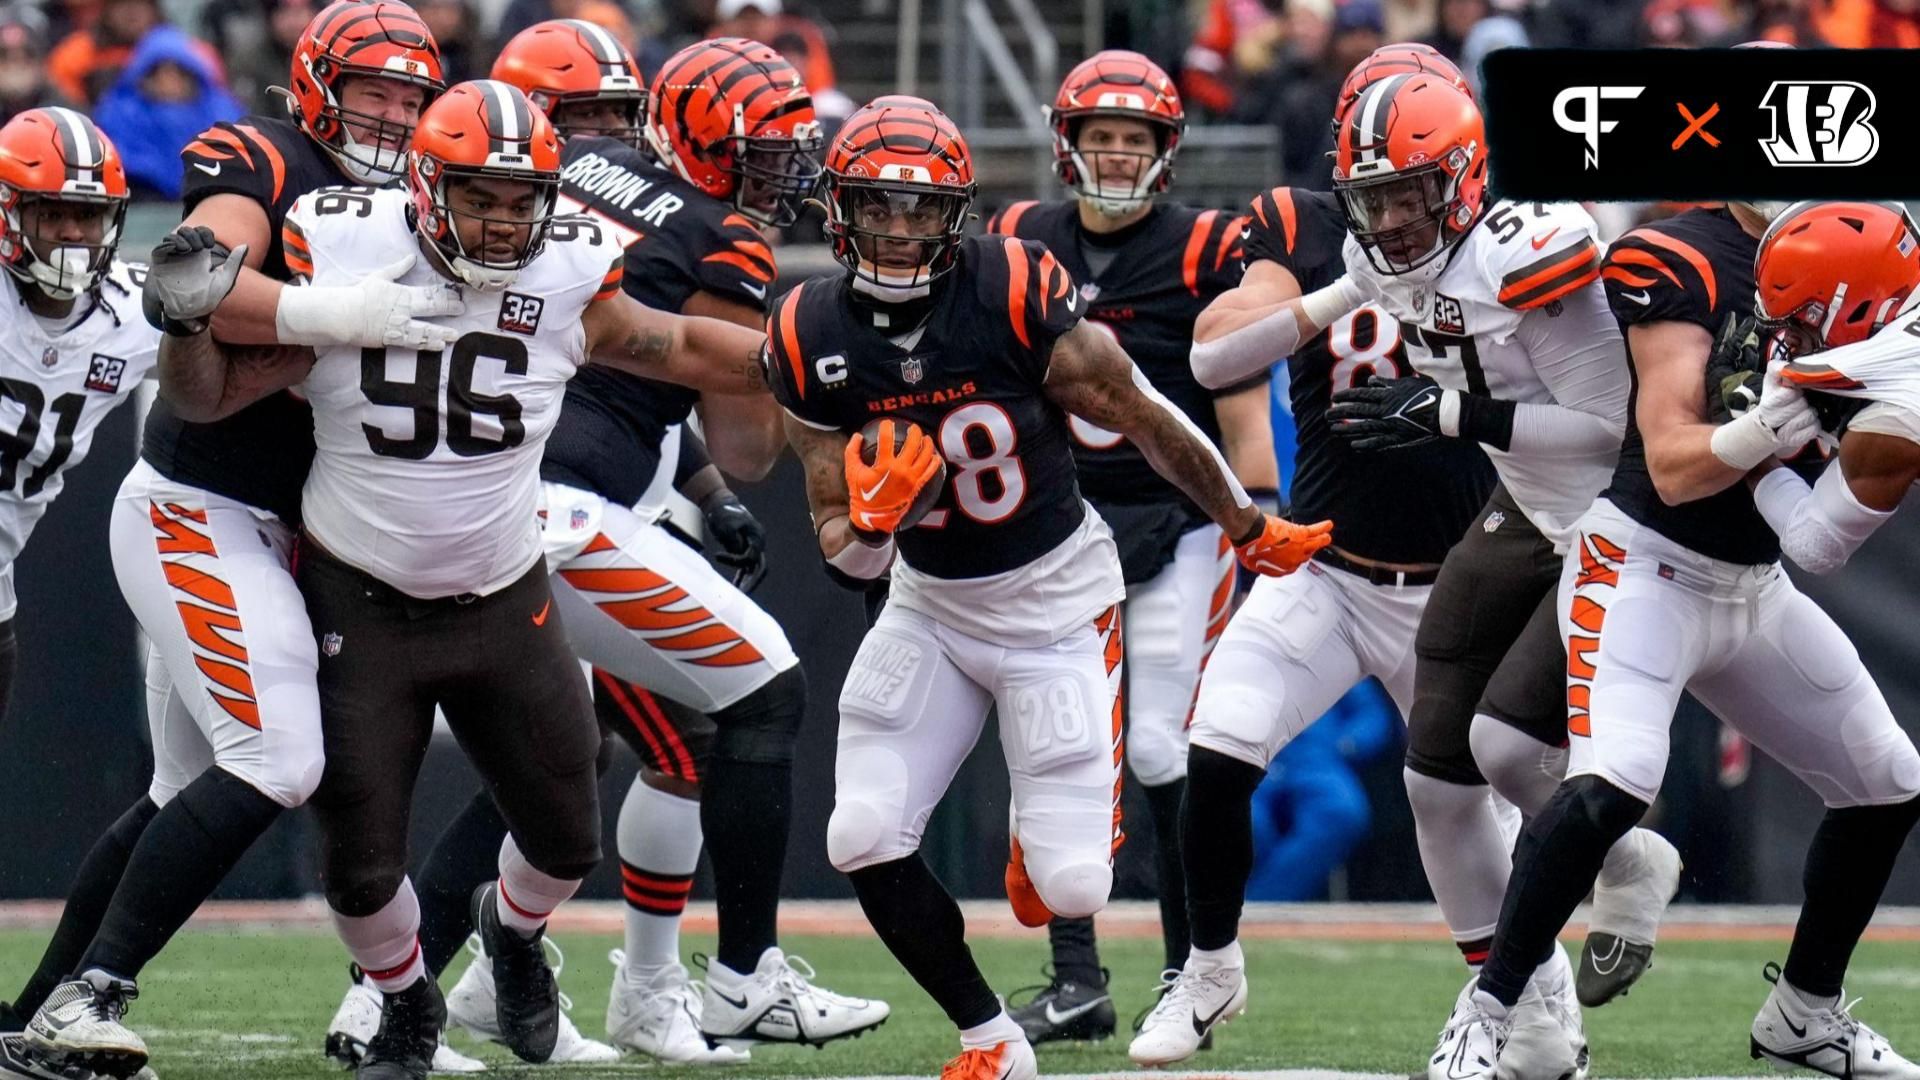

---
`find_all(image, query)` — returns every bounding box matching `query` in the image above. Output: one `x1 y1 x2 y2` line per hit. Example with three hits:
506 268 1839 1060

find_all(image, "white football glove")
274 252 466 351
1709 359 1823 470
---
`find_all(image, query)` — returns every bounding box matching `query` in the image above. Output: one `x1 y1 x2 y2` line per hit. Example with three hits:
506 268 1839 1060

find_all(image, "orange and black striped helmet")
646 38 823 227
0 107 129 301
408 80 563 291
1048 50 1184 215
1757 201 1920 357
1333 73 1487 276
1331 43 1469 138
288 0 445 183
822 95 975 295
492 20 646 150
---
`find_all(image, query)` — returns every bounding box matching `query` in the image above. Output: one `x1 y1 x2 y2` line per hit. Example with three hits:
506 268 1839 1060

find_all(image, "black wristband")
1231 515 1266 548
1454 392 1518 452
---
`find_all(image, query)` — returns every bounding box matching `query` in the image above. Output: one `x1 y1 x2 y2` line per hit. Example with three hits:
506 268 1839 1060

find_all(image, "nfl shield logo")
1080 282 1101 304
40 347 57 369
570 508 590 530
901 357 924 384
1483 511 1505 533
322 632 343 657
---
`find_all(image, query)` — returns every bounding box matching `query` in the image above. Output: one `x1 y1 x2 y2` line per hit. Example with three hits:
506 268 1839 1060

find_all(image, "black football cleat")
1008 967 1115 1045
470 883 559 1063
356 975 444 1080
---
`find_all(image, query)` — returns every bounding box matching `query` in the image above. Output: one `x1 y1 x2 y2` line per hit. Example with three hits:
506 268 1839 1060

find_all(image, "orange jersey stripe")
1601 265 1660 289
777 284 805 399
1605 247 1685 293
1182 209 1220 295
1497 240 1598 305
559 566 671 593
649 622 737 652
1632 228 1718 309
1272 189 1298 254
177 602 249 664
1004 238 1032 348
993 200 1037 235
235 125 285 205
1214 215 1247 271
162 561 237 610
150 502 217 556
594 258 623 302
598 596 710 632
704 250 772 280
689 641 766 667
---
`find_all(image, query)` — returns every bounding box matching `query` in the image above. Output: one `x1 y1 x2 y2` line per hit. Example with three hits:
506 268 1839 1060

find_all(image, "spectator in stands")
1795 0 1920 45
46 0 163 103
416 0 479 81
1231 0 1375 191
1245 680 1398 901
0 5 74 125
202 0 314 112
1530 0 1641 49
707 0 853 121
1641 0 1731 44
1419 0 1488 59
93 25 243 200
1458 0 1527 98
1180 0 1285 118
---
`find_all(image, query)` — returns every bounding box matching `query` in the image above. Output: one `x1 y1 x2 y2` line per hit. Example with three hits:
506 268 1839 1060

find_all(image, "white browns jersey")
1369 199 1625 548
289 187 622 599
1785 296 1920 448
0 263 158 620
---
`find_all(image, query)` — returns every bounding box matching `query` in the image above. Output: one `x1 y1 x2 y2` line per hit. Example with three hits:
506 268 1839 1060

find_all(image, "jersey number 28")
360 333 526 459
918 401 1025 528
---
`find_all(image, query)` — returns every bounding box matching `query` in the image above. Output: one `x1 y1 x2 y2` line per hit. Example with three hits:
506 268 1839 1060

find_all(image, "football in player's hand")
859 417 947 530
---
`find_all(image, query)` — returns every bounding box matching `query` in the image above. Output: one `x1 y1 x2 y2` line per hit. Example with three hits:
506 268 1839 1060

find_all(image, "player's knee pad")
1024 851 1112 920
827 796 903 873
1468 713 1567 817
1826 700 1920 806
711 664 806 767
1125 707 1187 788
1190 679 1288 770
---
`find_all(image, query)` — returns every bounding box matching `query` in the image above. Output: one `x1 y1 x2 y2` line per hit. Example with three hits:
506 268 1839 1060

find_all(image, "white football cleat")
1751 964 1920 1080
697 949 889 1046
1580 828 1683 1007
24 973 145 1080
446 937 618 1063
0 1032 95 1080
605 950 748 1064
1127 958 1247 1068
1531 943 1590 1080
322 965 485 1074
1427 976 1509 1080
939 1038 1037 1080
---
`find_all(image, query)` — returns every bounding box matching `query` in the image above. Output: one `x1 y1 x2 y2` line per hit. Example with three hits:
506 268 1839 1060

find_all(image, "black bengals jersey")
1244 186 1493 565
986 200 1249 522
1600 208 1814 565
542 136 779 505
766 236 1087 580
140 116 343 523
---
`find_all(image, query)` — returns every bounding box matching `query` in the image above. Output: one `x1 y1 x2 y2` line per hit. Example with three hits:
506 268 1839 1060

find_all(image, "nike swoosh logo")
1043 997 1108 1026
713 990 749 1011
1587 936 1625 976
531 599 551 626
742 282 767 301
1778 1003 1808 1040
193 161 221 177
1190 996 1234 1037
1241 228 1253 240
1622 290 1651 305
860 478 887 502
1531 226 1561 250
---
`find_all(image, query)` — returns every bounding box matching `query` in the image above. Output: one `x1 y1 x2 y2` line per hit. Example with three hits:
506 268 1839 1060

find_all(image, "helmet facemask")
1056 113 1177 218
828 182 970 301
732 124 825 228
413 162 558 291
543 89 648 150
1337 155 1470 276
307 66 441 183
0 189 126 302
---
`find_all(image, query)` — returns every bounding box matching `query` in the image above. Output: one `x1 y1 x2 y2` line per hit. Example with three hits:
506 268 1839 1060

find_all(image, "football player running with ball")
763 95 1330 1080
985 49 1277 1044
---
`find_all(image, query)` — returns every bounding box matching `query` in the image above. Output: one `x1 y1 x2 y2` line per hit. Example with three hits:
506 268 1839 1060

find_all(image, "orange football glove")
845 420 943 535
1234 514 1333 577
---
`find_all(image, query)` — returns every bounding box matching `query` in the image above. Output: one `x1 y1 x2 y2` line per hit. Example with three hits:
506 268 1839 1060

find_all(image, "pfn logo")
1552 86 1644 169
1758 81 1878 166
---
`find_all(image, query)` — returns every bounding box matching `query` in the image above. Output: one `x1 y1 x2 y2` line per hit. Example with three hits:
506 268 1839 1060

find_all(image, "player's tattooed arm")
785 412 863 560
583 289 770 394
1045 321 1263 542
157 333 315 422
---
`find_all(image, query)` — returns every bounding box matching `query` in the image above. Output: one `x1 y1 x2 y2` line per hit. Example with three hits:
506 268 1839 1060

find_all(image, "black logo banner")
1482 48 1910 201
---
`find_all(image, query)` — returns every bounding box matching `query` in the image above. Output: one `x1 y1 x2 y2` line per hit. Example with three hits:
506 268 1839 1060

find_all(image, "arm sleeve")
1502 282 1632 456
1752 461 1893 574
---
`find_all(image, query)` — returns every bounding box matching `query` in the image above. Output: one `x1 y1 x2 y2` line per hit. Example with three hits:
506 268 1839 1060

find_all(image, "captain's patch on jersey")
86 354 127 394
497 292 545 336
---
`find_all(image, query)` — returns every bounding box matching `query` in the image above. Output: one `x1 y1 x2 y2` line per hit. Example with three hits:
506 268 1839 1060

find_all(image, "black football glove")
1705 312 1767 424
142 225 246 337
1327 373 1447 451
702 491 768 593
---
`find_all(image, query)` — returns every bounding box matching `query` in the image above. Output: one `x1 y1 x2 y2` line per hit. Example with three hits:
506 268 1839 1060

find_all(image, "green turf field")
3 929 1915 1079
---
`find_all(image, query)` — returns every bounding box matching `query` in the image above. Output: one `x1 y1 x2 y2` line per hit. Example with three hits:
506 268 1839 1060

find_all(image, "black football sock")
1047 918 1103 988
417 790 512 977
13 795 160 1015
1144 777 1191 971
79 769 282 979
1477 775 1646 1007
1783 795 1920 998
848 855 1000 1029
1182 747 1268 952
703 756 788 974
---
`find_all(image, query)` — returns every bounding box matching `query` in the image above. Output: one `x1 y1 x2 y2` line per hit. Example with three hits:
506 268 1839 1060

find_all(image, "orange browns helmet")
408 80 563 291
1332 73 1487 276
0 108 129 301
1754 201 1920 358
1048 50 1184 215
288 0 444 184
645 38 823 227
821 95 975 296
491 20 646 149
1331 42 1469 137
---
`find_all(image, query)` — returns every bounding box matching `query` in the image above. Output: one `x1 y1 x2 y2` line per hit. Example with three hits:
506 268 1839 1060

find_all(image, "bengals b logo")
1758 81 1879 167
